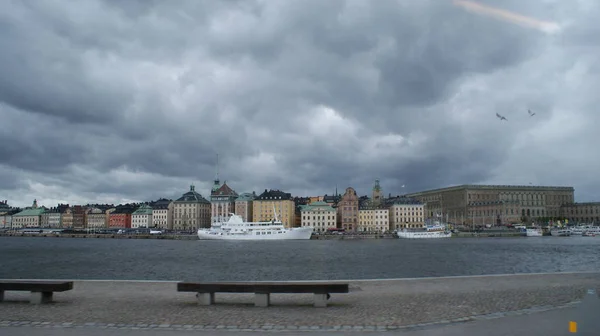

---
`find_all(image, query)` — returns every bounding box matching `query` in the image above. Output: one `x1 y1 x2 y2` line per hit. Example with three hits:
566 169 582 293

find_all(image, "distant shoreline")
0 231 525 239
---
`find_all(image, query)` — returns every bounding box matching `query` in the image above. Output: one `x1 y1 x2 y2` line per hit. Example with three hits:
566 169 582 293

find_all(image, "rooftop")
256 189 292 201
175 185 210 204
14 208 46 217
405 184 575 196
132 204 153 215
235 192 256 202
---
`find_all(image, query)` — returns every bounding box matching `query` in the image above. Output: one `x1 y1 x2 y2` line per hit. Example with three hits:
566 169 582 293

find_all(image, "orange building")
108 205 136 228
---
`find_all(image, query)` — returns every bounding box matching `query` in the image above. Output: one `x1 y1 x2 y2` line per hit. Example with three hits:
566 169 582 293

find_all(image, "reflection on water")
1 237 599 281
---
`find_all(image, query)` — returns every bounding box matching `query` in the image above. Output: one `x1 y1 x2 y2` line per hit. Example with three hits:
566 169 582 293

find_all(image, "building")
0 200 11 213
358 204 389 232
234 192 255 222
0 209 19 229
132 204 153 228
300 201 337 233
172 185 211 231
41 208 61 228
388 197 425 230
560 202 600 223
61 207 73 228
71 205 87 229
151 199 173 229
404 184 575 225
86 207 107 229
210 180 238 223
337 187 359 231
12 200 45 228
252 189 295 228
108 205 136 228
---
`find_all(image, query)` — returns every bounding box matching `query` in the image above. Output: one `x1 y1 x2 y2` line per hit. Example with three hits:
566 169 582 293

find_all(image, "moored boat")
197 213 313 240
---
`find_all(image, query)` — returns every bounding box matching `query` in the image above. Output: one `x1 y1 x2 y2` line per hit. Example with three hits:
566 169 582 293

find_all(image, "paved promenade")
0 272 598 332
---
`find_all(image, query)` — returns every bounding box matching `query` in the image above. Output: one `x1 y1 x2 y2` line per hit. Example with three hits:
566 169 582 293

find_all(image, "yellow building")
252 189 296 227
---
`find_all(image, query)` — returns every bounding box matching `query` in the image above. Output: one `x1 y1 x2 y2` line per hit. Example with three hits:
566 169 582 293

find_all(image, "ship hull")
197 227 313 240
396 231 452 239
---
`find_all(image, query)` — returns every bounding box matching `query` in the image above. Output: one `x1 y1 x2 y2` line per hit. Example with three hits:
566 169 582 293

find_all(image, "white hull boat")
396 230 452 239
197 213 313 240
526 228 543 237
396 220 452 239
550 229 571 237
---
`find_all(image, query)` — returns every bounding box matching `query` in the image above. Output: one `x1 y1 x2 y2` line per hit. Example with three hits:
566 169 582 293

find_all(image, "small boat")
396 221 452 239
582 231 596 237
526 228 543 237
550 228 572 237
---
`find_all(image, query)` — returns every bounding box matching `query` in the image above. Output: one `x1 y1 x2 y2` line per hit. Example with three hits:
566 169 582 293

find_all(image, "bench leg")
30 292 53 304
314 293 328 308
196 292 215 305
255 293 270 307
0 290 3 302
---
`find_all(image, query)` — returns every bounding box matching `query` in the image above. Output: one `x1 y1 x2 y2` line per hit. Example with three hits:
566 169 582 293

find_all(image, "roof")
386 196 423 206
175 185 210 204
300 201 336 212
14 208 46 216
211 182 238 197
405 184 575 197
132 204 153 215
256 189 292 201
236 192 256 202
151 198 172 209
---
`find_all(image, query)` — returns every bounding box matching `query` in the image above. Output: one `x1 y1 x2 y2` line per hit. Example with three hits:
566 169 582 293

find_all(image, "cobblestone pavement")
0 272 597 330
0 306 580 335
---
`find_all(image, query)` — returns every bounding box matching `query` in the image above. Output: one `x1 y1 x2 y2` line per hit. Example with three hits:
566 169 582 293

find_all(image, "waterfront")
1 236 600 281
0 273 598 330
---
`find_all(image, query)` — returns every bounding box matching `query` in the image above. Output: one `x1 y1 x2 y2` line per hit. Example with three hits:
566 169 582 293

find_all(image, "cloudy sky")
1 0 598 208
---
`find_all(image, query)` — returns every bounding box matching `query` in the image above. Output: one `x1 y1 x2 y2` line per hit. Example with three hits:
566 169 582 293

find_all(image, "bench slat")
0 281 73 292
177 282 348 294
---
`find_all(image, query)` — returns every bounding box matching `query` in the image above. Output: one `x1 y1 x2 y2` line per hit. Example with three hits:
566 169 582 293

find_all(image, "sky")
1 0 599 208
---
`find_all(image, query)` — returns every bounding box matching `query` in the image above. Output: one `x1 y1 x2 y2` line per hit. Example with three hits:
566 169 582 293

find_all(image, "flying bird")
496 113 507 121
528 109 535 117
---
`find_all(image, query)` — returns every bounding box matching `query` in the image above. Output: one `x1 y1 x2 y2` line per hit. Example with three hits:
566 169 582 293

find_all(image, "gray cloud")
0 0 598 208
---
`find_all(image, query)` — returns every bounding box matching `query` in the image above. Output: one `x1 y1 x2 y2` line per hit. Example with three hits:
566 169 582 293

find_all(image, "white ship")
396 221 452 239
550 228 571 236
197 213 313 240
526 228 543 237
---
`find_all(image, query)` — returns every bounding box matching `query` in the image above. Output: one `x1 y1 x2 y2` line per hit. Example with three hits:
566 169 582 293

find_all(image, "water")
1 237 599 281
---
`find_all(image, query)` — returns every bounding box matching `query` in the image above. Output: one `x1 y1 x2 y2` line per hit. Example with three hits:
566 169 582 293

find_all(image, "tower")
372 179 382 206
212 153 220 192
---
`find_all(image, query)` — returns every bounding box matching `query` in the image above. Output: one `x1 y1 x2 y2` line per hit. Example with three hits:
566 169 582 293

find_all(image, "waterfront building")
172 185 211 231
210 180 238 224
300 201 337 233
41 207 61 228
252 189 295 228
387 197 425 230
337 187 359 231
404 184 574 225
358 203 389 232
234 192 255 222
12 199 45 228
86 207 106 229
151 199 173 230
131 204 153 229
0 209 19 229
61 207 73 228
560 202 600 223
108 205 136 228
72 205 87 229
0 200 10 213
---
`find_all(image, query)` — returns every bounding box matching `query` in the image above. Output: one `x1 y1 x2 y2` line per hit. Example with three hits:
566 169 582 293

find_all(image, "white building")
87 208 106 229
300 201 337 233
151 199 173 230
358 207 389 233
389 198 425 230
131 204 153 229
12 200 45 228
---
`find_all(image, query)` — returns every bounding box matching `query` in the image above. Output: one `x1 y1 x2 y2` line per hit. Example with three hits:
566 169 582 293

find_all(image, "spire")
212 153 221 192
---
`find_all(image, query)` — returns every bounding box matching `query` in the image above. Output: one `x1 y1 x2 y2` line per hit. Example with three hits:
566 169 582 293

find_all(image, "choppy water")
1 237 599 281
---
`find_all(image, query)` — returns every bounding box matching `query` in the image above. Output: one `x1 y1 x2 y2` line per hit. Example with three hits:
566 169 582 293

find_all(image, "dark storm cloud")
0 0 598 207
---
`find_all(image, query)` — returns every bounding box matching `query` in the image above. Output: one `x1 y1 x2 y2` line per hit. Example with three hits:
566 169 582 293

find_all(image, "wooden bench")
177 281 349 307
0 281 74 304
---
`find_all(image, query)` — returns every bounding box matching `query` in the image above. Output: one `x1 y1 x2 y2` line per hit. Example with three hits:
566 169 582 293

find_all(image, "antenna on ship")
272 204 279 222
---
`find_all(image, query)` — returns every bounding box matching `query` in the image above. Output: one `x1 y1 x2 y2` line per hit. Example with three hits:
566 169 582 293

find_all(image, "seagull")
496 113 507 121
528 109 535 117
